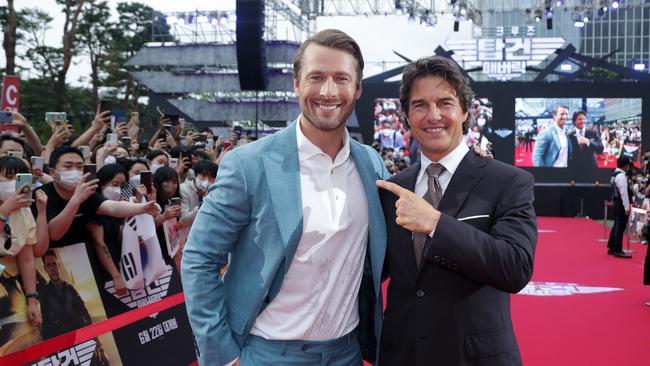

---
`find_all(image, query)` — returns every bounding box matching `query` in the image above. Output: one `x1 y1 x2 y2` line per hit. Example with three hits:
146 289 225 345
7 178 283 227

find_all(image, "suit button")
416 290 425 297
301 344 309 351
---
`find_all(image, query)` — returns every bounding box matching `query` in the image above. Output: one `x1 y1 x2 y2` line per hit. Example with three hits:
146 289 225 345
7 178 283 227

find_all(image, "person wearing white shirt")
181 29 389 366
608 156 633 258
532 105 572 167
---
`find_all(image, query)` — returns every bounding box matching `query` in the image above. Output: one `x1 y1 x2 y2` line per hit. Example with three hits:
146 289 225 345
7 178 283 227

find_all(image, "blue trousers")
240 329 363 366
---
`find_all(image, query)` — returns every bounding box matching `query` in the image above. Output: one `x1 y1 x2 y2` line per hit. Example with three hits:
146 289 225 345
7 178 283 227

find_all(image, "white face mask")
382 128 392 137
102 186 122 201
57 170 83 191
0 180 15 202
150 163 163 174
129 175 141 187
195 177 210 192
477 118 486 127
104 155 117 165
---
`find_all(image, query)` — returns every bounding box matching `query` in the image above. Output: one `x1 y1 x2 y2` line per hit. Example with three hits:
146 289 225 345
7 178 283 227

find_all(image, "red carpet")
512 217 650 366
370 217 650 365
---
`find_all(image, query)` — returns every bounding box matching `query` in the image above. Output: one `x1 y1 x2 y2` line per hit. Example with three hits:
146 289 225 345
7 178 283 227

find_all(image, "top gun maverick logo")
446 26 565 81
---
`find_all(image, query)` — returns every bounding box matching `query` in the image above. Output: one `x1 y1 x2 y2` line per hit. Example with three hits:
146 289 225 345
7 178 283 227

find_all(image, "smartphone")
100 99 112 114
170 197 181 206
207 139 214 150
121 136 132 146
79 145 91 159
169 158 179 168
141 171 152 194
0 112 12 124
107 133 118 144
15 173 32 199
197 133 208 142
163 124 172 133
7 150 22 158
31 156 44 171
83 164 97 182
223 141 232 150
164 114 180 125
0 112 19 136
45 112 66 124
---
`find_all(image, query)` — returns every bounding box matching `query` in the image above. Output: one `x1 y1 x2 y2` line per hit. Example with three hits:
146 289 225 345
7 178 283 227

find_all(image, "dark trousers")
608 201 628 253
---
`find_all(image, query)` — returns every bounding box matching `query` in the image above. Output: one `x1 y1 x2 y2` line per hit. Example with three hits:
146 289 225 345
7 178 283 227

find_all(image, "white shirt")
416 143 469 237
415 142 469 198
613 168 630 211
552 124 568 167
250 120 369 341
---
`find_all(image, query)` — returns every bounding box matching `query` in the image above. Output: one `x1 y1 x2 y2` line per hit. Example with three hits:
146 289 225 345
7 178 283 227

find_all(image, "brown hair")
572 110 587 123
399 56 474 133
293 29 364 85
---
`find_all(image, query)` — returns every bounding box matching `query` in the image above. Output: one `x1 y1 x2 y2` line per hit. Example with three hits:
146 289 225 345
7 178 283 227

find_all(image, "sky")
4 0 472 86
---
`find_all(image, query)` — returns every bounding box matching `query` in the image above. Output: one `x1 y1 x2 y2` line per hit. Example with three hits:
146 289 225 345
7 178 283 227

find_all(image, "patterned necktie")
413 163 446 269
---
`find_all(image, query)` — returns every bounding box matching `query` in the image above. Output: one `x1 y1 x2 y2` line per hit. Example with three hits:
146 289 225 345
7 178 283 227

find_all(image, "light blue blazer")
181 120 389 365
532 125 572 167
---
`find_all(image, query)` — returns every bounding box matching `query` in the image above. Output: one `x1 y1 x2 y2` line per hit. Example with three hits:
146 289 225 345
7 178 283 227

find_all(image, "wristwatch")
25 291 39 300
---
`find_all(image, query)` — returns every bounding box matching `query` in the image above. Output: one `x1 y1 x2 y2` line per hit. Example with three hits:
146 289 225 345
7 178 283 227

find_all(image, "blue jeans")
240 329 363 366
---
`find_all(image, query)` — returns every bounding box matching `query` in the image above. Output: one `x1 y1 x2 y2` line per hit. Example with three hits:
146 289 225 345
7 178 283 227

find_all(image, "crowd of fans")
0 107 252 329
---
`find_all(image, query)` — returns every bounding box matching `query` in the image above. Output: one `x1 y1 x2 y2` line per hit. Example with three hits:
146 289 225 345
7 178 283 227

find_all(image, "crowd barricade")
0 242 196 365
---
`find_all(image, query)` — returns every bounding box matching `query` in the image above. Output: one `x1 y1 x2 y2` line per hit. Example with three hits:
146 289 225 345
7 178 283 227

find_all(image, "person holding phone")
119 158 151 202
70 105 111 148
182 29 389 366
0 156 50 329
85 164 129 296
31 146 161 249
152 166 181 262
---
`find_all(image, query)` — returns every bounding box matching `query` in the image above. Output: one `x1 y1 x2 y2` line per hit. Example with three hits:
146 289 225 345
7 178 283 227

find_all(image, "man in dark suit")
569 110 604 168
376 56 538 366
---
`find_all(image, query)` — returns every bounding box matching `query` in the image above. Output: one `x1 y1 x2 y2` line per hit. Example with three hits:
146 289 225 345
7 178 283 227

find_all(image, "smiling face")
553 106 569 129
294 44 361 132
574 112 586 130
407 76 468 162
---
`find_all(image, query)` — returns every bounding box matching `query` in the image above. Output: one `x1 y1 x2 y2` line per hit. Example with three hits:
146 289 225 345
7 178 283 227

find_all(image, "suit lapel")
437 152 487 218
350 142 387 297
391 163 421 278
262 121 303 271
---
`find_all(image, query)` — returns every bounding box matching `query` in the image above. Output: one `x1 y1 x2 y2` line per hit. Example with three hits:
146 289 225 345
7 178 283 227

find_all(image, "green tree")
77 0 112 108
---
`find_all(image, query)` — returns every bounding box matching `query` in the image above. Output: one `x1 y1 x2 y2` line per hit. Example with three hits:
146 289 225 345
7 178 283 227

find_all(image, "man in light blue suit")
532 105 572 167
181 29 389 366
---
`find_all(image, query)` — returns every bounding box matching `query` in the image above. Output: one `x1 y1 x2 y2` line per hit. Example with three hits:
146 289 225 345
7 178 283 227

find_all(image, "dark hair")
399 56 474 133
153 166 179 203
49 145 83 168
0 156 29 176
293 29 364 85
120 158 149 174
146 150 167 162
193 160 218 178
572 110 587 123
190 148 210 161
96 163 128 188
170 145 192 159
617 155 632 168
43 249 57 261
0 134 25 151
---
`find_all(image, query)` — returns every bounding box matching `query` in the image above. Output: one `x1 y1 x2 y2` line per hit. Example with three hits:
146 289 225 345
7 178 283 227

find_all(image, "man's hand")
376 180 441 234
35 190 48 213
577 135 590 146
26 298 42 327
71 174 98 205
